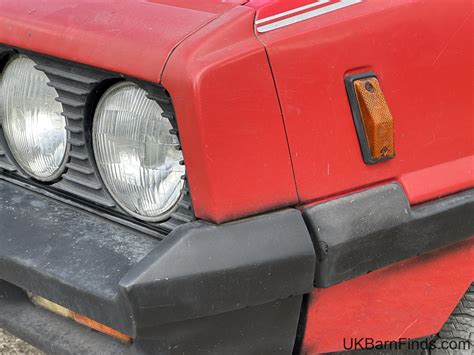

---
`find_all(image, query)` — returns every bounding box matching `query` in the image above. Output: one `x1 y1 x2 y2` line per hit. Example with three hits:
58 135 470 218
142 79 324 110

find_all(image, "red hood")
0 0 246 82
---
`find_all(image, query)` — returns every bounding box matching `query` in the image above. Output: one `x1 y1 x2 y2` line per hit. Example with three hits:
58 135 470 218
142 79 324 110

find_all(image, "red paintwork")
248 0 351 20
146 0 246 13
162 7 298 222
252 0 473 207
2 0 471 222
1 0 472 346
303 237 474 354
302 156 474 210
400 156 474 205
0 0 231 82
0 0 298 223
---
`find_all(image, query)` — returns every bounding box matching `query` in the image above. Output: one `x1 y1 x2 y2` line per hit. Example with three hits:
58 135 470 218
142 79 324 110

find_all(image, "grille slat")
34 65 99 85
48 82 90 96
0 147 16 172
56 96 86 108
178 200 193 211
171 210 195 224
67 138 86 147
62 112 83 121
65 125 84 133
65 162 95 175
68 150 89 161
62 173 103 190
146 94 171 105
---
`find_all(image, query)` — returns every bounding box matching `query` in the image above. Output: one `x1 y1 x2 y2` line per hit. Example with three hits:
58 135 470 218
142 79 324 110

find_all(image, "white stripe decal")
257 0 362 33
255 0 331 25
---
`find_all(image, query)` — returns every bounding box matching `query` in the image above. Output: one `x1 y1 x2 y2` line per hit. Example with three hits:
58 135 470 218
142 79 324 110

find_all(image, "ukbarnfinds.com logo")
343 337 471 352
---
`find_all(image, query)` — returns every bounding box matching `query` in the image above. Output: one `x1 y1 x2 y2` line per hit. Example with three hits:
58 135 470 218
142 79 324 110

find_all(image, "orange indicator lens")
30 294 132 343
353 77 395 161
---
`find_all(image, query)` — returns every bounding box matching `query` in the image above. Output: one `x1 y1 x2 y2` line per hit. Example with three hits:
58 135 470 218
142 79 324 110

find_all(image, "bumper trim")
120 209 316 329
0 280 304 354
0 178 315 352
0 179 159 335
303 183 474 287
0 281 130 355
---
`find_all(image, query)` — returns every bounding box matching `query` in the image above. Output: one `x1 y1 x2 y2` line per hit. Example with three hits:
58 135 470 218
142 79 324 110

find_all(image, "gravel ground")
0 329 43 354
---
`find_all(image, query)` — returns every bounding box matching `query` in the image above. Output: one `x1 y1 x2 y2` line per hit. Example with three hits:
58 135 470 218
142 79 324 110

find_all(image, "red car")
0 0 472 354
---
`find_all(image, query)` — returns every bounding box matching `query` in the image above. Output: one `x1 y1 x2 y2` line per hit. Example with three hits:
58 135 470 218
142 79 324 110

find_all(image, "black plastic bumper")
304 183 474 287
0 178 315 354
1 176 473 354
0 281 130 354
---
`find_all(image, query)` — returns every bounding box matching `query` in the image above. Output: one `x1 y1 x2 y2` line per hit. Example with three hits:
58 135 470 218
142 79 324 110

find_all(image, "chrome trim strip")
255 0 330 25
256 0 362 33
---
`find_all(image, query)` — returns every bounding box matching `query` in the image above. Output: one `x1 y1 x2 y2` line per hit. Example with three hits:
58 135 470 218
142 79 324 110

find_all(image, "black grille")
0 145 16 172
0 46 194 236
34 55 118 208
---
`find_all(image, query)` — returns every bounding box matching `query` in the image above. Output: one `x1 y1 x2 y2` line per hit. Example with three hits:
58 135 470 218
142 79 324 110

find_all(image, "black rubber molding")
0 177 315 353
303 183 474 287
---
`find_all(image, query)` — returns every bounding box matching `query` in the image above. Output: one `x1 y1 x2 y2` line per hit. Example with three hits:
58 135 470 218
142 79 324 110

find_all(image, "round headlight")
0 56 68 181
93 82 185 221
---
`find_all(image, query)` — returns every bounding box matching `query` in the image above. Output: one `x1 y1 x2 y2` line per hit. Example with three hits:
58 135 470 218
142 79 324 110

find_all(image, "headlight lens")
93 82 184 221
0 56 68 181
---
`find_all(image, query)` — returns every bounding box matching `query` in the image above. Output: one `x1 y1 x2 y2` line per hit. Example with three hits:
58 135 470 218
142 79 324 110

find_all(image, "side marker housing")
345 72 395 164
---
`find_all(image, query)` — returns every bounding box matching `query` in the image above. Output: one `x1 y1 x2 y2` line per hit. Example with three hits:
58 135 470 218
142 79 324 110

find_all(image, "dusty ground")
0 329 43 354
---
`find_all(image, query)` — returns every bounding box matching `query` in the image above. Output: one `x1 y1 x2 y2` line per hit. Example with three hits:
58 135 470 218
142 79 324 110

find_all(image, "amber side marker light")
345 73 395 164
29 294 133 343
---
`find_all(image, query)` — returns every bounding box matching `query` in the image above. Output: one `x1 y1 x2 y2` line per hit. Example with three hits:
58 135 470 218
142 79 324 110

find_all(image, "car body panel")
303 237 474 354
252 0 473 206
162 7 299 222
146 0 247 13
399 156 473 205
0 1 299 223
0 0 223 82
